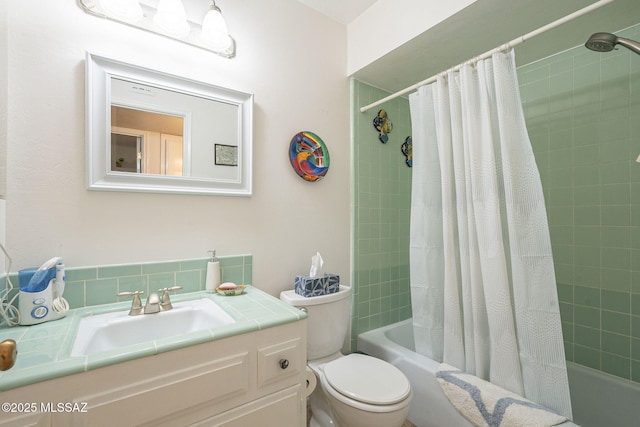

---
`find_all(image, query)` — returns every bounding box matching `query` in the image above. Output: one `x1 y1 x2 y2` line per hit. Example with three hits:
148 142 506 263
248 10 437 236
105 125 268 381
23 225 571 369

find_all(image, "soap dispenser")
205 250 220 293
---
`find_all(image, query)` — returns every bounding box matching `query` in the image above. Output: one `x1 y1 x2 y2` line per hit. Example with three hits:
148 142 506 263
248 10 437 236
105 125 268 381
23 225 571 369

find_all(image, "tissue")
295 252 340 297
309 252 323 277
305 367 317 396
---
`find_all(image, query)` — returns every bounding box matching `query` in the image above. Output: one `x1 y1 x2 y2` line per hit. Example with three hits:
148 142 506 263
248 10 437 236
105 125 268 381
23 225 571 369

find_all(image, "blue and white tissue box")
295 274 340 297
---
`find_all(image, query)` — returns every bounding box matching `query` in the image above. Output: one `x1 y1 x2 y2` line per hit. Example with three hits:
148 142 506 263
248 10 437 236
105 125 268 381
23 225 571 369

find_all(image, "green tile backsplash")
351 79 413 350
0 255 252 326
518 22 640 382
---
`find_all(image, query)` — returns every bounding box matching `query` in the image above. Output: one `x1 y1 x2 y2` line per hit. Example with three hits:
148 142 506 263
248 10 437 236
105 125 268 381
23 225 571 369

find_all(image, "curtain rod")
359 0 614 113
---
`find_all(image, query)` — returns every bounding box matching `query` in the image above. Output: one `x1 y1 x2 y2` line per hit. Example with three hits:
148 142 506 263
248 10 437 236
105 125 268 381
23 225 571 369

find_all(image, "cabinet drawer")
196 385 302 427
257 338 301 388
77 351 250 426
0 411 51 427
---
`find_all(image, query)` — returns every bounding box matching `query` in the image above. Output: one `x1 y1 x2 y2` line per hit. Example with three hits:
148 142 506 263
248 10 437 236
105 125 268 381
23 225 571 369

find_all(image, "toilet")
280 285 412 427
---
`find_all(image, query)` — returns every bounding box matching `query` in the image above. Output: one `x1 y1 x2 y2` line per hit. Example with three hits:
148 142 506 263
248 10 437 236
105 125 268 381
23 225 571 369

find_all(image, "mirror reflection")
86 52 253 196
110 107 184 176
109 76 241 181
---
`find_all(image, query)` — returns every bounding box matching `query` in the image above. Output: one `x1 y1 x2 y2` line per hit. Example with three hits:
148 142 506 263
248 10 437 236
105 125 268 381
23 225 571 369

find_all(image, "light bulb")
153 0 190 37
201 5 232 51
99 0 143 22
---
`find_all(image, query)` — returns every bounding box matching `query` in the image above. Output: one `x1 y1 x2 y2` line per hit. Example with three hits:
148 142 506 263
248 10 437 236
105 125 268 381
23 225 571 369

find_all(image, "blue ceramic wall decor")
401 136 412 167
373 109 393 143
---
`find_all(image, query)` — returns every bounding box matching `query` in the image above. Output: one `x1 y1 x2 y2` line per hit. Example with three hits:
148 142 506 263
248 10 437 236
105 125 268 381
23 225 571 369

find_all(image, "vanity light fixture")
99 0 144 22
78 0 236 58
200 1 232 51
153 0 190 37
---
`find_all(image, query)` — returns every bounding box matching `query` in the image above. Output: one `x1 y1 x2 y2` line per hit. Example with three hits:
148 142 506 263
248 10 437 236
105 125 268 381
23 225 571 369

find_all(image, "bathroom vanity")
0 288 307 426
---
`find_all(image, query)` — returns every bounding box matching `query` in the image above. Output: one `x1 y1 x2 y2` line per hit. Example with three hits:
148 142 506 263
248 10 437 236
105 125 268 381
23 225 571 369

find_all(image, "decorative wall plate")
373 109 393 143
401 136 412 167
289 131 330 182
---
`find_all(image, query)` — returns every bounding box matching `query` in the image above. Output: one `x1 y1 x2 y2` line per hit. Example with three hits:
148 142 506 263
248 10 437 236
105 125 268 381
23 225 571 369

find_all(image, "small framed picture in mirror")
215 144 238 166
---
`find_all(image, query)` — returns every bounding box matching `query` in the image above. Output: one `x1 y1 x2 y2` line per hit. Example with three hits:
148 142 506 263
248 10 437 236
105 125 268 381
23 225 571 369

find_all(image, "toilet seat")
323 353 411 405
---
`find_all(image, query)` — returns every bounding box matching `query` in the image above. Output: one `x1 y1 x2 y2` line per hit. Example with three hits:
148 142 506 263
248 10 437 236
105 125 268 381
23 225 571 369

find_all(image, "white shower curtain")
408 49 572 419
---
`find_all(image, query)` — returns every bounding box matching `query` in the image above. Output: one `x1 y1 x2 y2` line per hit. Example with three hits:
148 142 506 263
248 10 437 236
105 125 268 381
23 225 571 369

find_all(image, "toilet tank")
280 285 351 360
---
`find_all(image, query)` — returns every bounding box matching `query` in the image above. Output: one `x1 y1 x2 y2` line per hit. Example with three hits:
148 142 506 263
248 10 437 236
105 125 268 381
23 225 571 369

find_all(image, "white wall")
347 0 476 76
0 2 7 274
4 0 350 297
0 0 7 201
0 200 5 274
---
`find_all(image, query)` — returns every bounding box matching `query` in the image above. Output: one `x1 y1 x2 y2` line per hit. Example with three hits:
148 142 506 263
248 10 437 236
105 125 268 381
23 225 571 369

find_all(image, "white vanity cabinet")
0 320 306 427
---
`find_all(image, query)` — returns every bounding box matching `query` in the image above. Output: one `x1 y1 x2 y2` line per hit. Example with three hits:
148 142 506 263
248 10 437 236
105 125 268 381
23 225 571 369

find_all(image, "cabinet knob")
279 359 289 370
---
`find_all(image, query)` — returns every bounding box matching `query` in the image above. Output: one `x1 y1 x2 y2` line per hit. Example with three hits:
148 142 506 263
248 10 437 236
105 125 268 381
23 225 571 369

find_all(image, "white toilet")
280 285 412 427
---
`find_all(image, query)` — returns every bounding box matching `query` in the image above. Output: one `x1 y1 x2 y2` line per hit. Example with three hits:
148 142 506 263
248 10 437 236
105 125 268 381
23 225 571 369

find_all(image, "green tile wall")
518 22 640 383
351 79 413 350
0 255 252 327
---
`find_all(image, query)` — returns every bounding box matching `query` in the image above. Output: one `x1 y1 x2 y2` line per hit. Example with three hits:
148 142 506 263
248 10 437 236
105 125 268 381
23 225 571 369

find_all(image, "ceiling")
297 0 640 94
295 0 378 25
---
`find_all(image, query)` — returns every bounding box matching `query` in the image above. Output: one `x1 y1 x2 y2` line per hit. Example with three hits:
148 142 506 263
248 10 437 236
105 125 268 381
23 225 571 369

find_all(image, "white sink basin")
70 298 235 357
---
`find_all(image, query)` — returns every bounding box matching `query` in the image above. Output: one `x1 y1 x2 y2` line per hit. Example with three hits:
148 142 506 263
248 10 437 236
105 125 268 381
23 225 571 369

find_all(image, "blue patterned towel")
436 364 567 427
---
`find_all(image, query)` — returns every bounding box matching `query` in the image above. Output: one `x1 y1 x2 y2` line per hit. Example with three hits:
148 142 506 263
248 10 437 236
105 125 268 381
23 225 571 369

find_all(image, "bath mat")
436 363 567 427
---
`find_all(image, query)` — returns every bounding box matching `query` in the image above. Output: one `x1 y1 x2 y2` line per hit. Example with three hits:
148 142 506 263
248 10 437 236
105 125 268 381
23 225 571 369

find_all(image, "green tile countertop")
0 286 306 391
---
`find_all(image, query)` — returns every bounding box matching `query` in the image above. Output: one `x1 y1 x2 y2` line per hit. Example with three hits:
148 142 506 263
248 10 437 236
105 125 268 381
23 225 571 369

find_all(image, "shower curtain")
408 49 572 419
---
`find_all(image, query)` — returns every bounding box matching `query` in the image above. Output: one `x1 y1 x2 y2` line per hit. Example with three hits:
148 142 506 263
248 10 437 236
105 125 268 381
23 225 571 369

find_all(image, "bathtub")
358 318 640 427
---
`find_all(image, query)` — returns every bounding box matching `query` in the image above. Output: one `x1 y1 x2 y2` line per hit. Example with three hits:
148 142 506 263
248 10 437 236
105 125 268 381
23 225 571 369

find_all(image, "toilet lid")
323 353 411 405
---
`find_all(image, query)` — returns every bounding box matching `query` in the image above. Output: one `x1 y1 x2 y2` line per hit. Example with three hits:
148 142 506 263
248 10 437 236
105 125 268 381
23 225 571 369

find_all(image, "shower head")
585 32 640 55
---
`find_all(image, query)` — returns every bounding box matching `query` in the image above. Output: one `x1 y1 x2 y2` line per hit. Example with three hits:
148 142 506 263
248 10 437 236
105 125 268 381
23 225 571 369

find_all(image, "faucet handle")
117 291 144 316
162 286 183 292
117 290 144 301
159 286 182 311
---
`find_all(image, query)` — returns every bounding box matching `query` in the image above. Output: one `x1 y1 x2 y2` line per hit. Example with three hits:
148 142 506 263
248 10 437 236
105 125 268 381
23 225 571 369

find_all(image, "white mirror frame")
86 52 253 196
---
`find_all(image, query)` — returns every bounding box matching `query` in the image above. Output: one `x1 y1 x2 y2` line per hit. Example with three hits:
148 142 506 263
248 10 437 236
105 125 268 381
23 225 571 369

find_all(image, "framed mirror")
86 52 253 196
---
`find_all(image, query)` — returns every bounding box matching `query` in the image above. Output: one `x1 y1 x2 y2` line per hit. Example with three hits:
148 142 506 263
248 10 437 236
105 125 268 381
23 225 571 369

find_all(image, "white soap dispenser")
205 250 220 293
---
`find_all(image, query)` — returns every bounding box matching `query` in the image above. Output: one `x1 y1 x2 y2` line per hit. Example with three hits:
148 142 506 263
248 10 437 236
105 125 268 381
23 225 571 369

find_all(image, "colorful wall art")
289 131 330 182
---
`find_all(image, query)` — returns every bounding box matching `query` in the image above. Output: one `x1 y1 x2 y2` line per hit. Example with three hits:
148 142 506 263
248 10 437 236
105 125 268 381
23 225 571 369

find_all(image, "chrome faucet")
117 286 182 316
144 292 161 314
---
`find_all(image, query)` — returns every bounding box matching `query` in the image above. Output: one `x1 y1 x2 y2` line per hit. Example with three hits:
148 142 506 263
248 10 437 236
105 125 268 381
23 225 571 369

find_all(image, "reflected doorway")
110 106 184 176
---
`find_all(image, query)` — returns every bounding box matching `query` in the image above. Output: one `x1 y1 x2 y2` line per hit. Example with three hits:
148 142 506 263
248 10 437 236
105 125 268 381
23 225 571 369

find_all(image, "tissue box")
295 274 340 297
